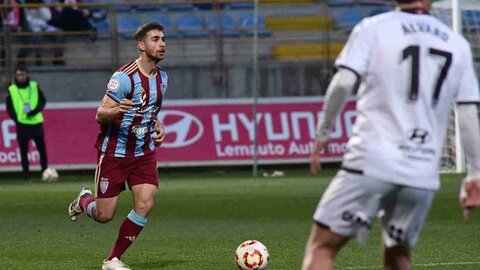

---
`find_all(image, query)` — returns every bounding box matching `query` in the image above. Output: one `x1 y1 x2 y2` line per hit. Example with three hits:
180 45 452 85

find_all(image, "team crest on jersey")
107 78 120 92
100 177 109 194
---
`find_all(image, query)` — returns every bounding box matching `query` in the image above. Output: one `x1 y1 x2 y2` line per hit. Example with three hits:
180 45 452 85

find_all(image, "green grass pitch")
1 169 480 269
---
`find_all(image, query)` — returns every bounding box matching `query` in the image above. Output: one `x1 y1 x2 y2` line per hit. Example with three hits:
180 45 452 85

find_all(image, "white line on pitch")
345 261 480 269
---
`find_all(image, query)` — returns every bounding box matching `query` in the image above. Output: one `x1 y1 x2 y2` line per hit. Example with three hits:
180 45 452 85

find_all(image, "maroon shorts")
94 151 158 198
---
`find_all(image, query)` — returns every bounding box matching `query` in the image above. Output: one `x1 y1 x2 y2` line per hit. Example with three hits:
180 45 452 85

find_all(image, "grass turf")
0 169 479 269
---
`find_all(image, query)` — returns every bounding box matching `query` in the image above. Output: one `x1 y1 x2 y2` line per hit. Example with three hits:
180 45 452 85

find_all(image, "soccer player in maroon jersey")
68 22 168 270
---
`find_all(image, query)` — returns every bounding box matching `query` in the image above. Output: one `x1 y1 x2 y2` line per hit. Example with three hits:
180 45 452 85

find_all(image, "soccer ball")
235 240 269 270
42 168 59 182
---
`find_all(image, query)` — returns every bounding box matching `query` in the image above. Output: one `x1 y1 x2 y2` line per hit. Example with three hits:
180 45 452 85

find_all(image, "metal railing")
0 0 360 101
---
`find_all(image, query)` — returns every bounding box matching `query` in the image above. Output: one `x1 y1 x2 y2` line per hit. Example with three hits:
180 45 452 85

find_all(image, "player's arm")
96 95 133 124
310 68 359 175
456 103 480 220
96 72 133 124
153 70 168 146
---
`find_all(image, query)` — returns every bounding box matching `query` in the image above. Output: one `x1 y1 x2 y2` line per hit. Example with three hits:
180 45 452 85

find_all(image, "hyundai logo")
408 128 431 145
157 110 203 148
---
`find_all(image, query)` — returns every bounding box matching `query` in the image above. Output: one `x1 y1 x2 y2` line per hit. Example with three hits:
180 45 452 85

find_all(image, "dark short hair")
134 22 165 41
14 65 28 73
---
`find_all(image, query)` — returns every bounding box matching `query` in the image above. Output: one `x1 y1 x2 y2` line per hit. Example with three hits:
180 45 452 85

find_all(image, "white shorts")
313 170 435 247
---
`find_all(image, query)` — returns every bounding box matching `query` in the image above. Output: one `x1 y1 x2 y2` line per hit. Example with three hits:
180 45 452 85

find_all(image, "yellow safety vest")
8 81 44 125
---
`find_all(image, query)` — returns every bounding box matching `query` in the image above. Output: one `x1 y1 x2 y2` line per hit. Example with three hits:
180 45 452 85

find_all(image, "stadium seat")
144 14 178 38
327 0 356 7
369 6 390 17
117 14 141 38
357 0 389 5
265 16 334 31
167 0 194 11
91 20 110 39
205 13 241 37
463 10 480 32
272 43 344 60
239 13 271 37
464 10 480 24
226 2 255 9
136 5 161 12
176 14 209 38
336 10 364 29
194 3 226 9
103 0 133 12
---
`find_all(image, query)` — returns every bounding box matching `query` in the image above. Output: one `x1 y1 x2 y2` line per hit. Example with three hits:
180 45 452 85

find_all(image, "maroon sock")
106 218 144 260
79 195 95 212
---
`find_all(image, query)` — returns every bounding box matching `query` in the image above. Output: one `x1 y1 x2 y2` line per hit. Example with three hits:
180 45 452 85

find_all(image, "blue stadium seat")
136 5 161 12
194 3 226 10
369 6 390 17
463 10 480 32
205 13 240 37
117 14 141 38
103 0 133 12
327 0 356 7
167 0 194 11
90 20 110 39
144 14 179 38
239 13 270 37
176 14 209 38
337 10 364 29
226 2 255 9
464 10 480 24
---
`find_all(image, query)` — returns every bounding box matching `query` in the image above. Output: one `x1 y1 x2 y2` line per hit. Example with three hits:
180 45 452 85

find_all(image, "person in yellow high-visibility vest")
6 65 49 180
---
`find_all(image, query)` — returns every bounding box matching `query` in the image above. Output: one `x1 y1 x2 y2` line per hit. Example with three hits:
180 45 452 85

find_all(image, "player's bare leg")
131 183 157 216
68 188 118 223
384 245 411 270
94 197 119 223
302 223 350 270
105 184 157 262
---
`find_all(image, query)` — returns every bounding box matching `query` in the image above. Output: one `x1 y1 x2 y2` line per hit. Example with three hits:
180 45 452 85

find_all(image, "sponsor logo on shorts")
386 223 405 243
157 110 203 148
100 177 109 194
341 210 371 229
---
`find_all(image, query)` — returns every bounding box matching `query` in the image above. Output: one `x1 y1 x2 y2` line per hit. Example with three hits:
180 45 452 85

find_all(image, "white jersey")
336 10 480 190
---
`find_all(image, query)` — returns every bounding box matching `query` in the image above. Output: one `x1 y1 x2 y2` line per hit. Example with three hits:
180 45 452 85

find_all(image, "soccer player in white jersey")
303 0 480 269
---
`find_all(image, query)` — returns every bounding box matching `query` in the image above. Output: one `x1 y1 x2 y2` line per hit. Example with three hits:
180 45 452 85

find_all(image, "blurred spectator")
49 0 96 40
17 0 64 65
0 0 28 66
6 65 49 180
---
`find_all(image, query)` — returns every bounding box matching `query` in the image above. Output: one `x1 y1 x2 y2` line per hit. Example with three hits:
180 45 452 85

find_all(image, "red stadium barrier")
0 97 356 171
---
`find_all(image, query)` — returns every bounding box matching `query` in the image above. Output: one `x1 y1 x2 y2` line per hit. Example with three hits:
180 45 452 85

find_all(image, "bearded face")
137 29 166 63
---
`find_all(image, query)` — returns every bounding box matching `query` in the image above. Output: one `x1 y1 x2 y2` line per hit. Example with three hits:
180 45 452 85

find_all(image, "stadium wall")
0 97 355 172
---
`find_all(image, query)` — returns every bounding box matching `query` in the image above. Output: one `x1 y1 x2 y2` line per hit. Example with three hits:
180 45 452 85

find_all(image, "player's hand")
153 120 165 147
459 178 480 221
117 99 133 114
310 140 329 176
